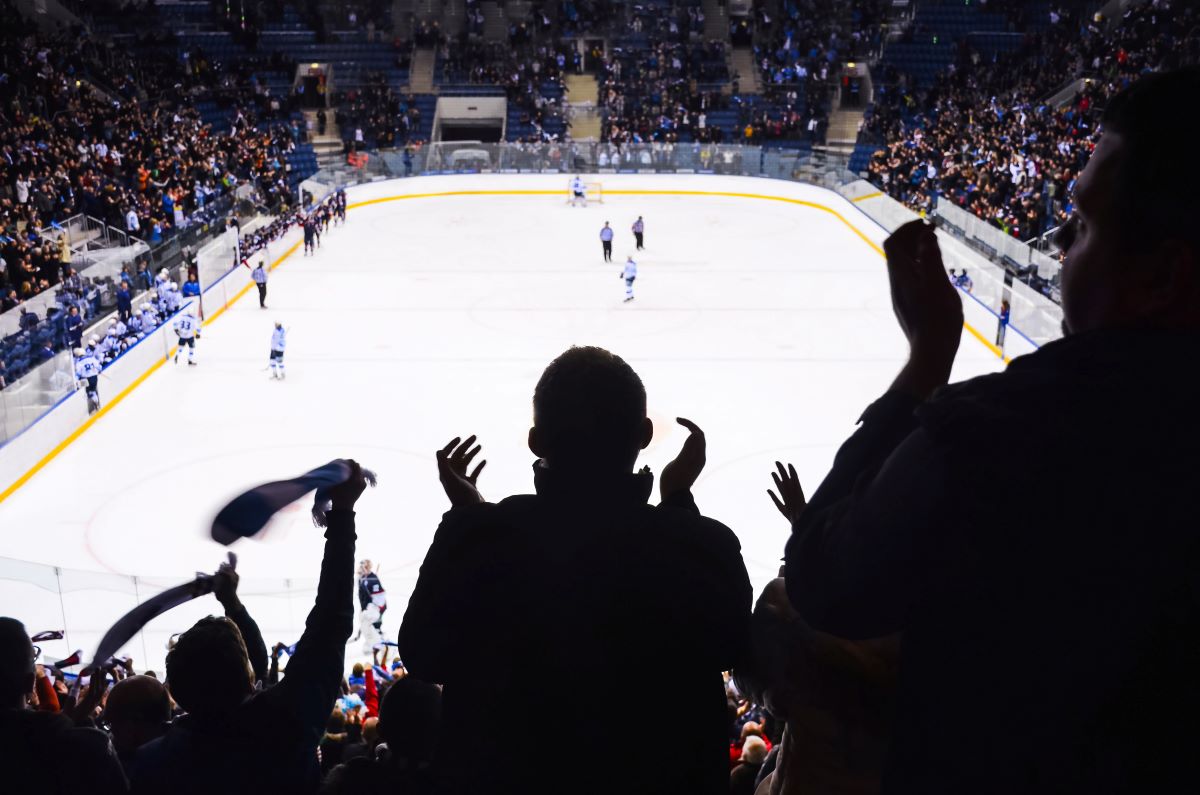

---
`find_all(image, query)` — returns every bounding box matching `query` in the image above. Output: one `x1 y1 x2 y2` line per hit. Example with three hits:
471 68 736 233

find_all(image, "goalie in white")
569 175 588 207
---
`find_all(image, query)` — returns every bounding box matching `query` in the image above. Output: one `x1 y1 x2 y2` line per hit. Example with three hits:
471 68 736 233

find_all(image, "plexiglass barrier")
0 555 320 674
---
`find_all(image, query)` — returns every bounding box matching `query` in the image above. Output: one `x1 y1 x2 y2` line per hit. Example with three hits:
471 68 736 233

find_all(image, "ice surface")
0 174 1006 671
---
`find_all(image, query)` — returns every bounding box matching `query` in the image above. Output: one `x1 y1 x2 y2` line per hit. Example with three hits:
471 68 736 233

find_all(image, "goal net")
567 179 604 204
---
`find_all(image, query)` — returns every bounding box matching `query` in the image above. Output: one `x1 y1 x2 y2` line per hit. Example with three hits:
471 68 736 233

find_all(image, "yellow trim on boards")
1 185 1007 502
852 191 884 202
0 240 302 504
0 356 169 503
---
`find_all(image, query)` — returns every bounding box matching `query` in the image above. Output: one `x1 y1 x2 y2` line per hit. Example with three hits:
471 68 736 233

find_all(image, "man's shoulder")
652 498 743 551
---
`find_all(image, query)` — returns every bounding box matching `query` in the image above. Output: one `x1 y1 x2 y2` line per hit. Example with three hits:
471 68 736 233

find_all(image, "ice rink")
0 173 1009 669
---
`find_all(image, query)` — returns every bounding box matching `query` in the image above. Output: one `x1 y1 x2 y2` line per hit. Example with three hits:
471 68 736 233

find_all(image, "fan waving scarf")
86 558 231 673
211 459 377 545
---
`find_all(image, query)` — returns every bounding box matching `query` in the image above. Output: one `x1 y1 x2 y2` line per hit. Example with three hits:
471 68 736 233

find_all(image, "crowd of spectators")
0 3 306 314
595 1 730 144
0 0 339 386
600 38 730 144
726 0 887 144
864 0 1199 244
438 38 575 143
334 75 424 152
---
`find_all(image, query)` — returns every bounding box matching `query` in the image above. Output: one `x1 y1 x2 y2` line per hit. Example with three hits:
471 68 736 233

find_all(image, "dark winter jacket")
786 329 1200 794
130 511 357 794
400 464 752 795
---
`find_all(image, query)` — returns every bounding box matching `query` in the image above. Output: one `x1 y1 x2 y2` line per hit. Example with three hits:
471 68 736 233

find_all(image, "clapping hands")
660 418 706 501
437 435 487 507
883 220 963 399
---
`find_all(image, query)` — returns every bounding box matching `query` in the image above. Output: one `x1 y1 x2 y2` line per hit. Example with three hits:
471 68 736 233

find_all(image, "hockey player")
269 321 286 379
355 559 388 652
303 217 316 255
165 282 182 315
621 255 637 302
570 176 587 207
305 215 321 253
600 222 614 262
140 302 159 332
173 309 200 365
97 327 119 364
74 347 102 413
154 268 170 297
632 216 645 250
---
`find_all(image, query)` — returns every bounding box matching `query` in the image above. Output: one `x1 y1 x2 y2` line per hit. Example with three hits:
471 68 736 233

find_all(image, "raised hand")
212 553 240 611
437 435 487 507
70 666 111 724
767 461 807 527
884 220 962 348
660 418 706 501
328 459 369 511
883 220 963 398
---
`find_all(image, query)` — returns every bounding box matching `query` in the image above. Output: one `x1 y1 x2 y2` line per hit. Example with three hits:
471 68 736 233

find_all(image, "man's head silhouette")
1058 67 1200 334
530 346 652 473
166 616 254 718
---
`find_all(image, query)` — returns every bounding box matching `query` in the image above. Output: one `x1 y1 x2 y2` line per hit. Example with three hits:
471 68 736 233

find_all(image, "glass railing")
308 141 861 190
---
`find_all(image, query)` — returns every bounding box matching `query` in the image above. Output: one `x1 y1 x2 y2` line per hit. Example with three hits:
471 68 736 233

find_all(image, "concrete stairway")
409 47 436 93
441 0 466 36
702 0 728 40
412 0 437 20
824 108 865 152
304 109 344 169
564 73 601 139
391 0 413 39
730 46 760 94
482 1 508 42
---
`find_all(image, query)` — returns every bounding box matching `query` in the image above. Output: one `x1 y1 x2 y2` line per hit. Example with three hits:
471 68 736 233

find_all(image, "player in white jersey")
74 347 103 413
165 282 182 314
269 321 287 379
173 309 201 365
140 303 158 332
621 255 637 302
97 328 119 364
570 176 587 207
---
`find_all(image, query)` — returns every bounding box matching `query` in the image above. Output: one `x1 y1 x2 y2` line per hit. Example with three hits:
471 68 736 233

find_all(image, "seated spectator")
128 462 369 794
0 617 128 793
399 346 752 794
785 68 1200 793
